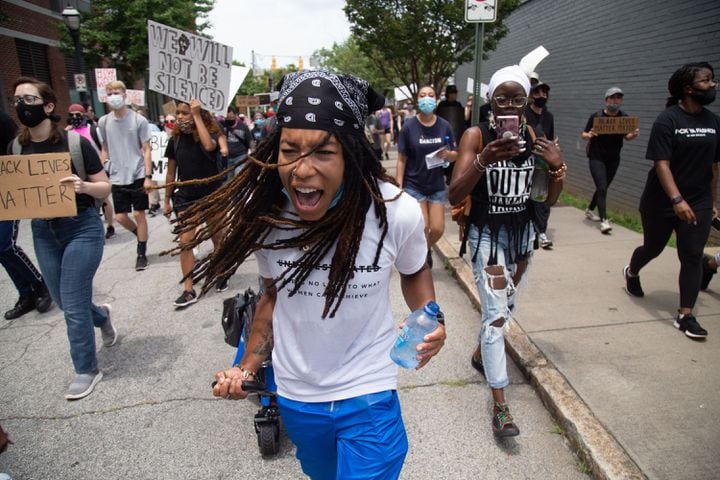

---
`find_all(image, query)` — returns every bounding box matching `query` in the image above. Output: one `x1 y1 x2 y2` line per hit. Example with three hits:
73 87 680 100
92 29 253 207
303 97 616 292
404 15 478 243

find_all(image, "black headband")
276 70 384 137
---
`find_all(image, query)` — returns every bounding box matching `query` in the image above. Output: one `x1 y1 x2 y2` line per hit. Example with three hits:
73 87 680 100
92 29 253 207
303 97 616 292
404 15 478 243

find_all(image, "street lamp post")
61 5 87 104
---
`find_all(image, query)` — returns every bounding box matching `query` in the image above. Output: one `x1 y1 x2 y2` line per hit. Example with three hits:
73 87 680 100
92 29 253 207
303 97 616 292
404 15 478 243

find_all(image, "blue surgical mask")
418 97 436 114
255 119 264 126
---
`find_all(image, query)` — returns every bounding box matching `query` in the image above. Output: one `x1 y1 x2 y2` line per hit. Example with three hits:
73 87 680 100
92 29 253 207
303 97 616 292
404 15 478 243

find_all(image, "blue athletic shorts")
277 390 408 480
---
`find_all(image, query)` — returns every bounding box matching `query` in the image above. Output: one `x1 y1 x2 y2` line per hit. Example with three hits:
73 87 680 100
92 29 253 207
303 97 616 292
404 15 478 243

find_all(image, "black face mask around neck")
16 103 47 128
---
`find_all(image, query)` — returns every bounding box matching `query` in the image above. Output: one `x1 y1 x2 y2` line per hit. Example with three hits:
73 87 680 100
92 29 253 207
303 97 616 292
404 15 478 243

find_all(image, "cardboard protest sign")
593 116 639 135
147 20 233 115
125 89 146 106
95 68 117 102
235 95 260 108
0 153 77 220
150 131 169 182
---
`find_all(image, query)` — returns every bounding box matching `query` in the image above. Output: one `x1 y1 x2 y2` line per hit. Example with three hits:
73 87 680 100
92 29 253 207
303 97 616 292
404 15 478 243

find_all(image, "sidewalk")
436 203 720 480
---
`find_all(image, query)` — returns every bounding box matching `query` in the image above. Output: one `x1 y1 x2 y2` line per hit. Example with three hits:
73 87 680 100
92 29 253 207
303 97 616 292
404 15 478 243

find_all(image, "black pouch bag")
221 287 258 347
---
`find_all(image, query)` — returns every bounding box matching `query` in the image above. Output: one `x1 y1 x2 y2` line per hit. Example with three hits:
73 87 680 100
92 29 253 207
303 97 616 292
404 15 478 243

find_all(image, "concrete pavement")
1 201 587 477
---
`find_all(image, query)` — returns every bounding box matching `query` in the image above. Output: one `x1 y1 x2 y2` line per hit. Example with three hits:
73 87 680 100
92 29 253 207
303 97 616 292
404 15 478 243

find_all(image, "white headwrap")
488 65 531 98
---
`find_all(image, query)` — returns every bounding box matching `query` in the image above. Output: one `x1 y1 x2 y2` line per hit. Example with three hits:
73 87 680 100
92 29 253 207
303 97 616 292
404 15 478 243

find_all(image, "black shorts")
172 187 217 215
111 179 149 214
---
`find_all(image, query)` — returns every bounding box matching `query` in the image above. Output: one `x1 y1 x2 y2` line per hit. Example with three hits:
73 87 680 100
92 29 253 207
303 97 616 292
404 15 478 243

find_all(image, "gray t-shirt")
99 110 150 185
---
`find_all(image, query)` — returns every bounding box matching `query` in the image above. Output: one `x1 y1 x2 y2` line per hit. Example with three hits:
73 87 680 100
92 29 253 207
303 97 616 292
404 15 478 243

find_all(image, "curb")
434 236 647 480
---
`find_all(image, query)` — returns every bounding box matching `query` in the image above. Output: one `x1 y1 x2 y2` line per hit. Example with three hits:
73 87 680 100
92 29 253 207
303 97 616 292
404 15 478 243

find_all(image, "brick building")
0 0 91 120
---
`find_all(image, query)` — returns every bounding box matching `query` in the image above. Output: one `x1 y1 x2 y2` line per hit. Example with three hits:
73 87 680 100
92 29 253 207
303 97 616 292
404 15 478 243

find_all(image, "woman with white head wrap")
449 65 566 437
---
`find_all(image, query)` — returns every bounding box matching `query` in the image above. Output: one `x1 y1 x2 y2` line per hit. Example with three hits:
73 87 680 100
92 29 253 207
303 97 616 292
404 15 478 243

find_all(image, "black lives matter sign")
147 20 233 115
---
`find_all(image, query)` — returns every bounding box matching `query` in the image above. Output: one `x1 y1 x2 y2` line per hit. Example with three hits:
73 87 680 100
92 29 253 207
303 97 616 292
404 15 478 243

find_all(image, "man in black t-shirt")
437 85 466 184
581 87 640 234
526 82 556 249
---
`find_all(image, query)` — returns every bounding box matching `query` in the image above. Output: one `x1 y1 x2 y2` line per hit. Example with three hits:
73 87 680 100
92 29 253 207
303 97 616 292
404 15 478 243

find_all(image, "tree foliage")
344 0 519 102
314 36 395 99
70 0 214 83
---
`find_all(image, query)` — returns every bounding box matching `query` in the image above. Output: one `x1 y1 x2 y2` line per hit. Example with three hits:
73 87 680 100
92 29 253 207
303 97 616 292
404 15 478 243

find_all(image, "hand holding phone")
496 115 519 139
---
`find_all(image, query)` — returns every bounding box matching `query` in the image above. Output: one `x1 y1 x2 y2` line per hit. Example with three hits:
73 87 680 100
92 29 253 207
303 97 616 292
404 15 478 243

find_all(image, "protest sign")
0 153 77 220
95 68 117 102
235 95 260 108
149 131 169 182
126 89 146 106
593 116 639 135
147 20 233 115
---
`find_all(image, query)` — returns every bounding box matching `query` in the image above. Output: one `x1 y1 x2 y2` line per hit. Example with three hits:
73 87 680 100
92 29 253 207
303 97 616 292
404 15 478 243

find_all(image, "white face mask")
107 94 125 110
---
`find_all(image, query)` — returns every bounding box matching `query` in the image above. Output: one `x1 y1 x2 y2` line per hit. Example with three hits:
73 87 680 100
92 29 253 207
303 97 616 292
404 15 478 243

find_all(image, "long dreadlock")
162 125 399 318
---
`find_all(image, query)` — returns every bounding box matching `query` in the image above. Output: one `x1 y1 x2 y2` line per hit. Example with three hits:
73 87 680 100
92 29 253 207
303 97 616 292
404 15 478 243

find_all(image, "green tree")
344 0 519 102
314 36 395 99
68 0 214 83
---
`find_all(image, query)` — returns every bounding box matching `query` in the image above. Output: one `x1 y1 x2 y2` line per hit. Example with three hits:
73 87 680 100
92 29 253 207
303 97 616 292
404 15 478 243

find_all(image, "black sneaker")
216 277 229 293
623 265 644 297
173 289 198 308
701 254 716 291
492 402 520 437
4 295 35 320
135 255 149 271
32 282 53 313
105 225 115 239
674 314 708 339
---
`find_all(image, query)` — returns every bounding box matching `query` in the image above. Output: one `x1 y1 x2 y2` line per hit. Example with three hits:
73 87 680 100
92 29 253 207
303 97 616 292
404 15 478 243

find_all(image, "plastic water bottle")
390 301 440 369
530 157 548 202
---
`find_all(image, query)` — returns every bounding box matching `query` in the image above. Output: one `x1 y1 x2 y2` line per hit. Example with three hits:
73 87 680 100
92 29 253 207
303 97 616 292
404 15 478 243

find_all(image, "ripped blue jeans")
467 224 533 389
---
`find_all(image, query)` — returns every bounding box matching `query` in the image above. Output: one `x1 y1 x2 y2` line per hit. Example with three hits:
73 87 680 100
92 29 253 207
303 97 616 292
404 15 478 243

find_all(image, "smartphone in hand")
496 115 519 139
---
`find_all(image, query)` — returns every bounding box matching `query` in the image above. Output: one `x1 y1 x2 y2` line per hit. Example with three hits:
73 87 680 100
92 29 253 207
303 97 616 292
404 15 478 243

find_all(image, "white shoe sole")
65 371 103 400
673 320 708 338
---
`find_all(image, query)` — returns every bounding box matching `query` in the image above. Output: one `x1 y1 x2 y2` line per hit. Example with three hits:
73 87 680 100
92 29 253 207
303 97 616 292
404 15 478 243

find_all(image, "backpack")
12 130 104 211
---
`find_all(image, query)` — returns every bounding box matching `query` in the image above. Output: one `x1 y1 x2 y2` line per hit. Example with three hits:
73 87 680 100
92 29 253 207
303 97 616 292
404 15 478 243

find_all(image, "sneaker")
674 314 708 339
4 296 35 320
65 370 103 400
600 219 613 234
135 255 149 271
585 209 601 222
492 401 520 437
538 233 553 249
471 346 484 377
173 289 198 308
426 249 433 268
105 225 115 239
32 282 53 313
99 304 117 347
623 265 644 297
701 254 716 291
216 277 229 293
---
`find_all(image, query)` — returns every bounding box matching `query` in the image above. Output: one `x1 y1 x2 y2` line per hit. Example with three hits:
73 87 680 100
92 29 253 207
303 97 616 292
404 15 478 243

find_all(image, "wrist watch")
671 195 683 205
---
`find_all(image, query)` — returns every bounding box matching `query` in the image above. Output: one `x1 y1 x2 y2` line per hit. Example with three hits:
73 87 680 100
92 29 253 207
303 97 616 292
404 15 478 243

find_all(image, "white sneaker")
600 219 612 234
538 233 553 249
99 304 117 347
585 209 601 222
65 370 103 400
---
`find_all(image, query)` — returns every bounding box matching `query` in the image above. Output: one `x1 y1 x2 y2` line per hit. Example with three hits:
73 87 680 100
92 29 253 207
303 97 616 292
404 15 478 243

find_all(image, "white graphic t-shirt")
255 181 427 402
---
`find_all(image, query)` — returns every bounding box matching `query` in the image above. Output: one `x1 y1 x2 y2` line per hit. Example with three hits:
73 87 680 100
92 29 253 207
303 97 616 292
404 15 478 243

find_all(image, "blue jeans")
0 220 44 297
467 224 533 389
277 390 408 480
403 186 447 204
31 209 108 374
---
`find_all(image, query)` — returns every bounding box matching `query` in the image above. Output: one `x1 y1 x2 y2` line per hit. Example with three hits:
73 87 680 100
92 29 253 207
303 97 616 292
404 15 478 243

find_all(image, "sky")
206 0 351 71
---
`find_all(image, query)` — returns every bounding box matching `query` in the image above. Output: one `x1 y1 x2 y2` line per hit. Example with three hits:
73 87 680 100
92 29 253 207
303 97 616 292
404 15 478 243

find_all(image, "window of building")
15 39 52 86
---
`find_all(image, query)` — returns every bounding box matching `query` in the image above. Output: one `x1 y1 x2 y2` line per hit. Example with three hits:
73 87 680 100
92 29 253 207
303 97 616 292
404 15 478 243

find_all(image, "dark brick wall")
455 0 720 215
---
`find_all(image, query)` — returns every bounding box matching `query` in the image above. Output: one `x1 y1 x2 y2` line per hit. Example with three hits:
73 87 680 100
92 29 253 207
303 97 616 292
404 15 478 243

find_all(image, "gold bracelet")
473 154 486 174
547 162 567 178
232 365 256 379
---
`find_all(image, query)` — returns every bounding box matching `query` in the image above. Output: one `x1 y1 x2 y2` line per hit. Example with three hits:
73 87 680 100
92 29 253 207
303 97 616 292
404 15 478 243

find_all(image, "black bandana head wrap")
276 70 385 137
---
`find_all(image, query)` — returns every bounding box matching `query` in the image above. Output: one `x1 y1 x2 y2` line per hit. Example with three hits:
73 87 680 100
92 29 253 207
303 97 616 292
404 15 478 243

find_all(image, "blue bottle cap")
424 301 440 316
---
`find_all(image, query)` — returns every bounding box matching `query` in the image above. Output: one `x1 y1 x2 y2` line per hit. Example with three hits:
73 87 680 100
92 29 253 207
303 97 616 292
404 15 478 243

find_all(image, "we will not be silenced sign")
0 153 77 220
147 20 233 115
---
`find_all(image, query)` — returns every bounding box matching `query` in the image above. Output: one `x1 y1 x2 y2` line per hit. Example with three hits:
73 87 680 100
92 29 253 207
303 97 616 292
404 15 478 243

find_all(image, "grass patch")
439 378 469 387
558 191 677 248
